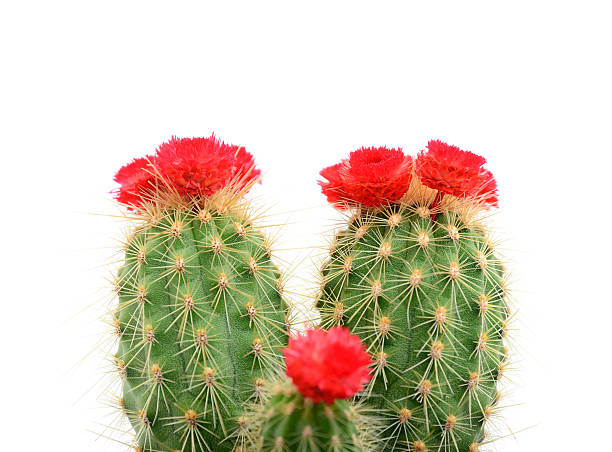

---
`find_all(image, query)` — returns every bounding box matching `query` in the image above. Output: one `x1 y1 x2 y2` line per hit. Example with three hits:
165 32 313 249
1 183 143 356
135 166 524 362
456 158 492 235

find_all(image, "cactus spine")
110 136 289 451
317 142 509 451
253 382 373 452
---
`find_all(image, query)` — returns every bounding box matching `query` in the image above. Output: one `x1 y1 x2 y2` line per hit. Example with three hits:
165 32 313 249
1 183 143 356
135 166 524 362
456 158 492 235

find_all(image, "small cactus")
110 135 289 451
250 327 380 452
317 141 510 451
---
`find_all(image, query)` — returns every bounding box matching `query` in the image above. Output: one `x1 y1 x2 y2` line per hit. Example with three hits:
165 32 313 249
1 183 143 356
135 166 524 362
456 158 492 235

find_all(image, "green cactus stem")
316 141 509 451
110 136 290 451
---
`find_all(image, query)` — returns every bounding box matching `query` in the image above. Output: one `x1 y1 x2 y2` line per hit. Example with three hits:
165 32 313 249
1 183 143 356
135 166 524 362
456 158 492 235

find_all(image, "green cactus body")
253 382 375 452
317 206 509 451
115 206 288 451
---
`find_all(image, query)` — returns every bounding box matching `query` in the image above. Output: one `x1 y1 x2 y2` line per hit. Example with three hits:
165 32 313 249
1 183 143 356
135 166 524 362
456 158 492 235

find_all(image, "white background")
1 1 610 450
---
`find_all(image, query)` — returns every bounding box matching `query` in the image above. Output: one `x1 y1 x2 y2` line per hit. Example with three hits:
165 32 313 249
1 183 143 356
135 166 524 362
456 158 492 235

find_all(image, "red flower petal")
319 146 413 208
415 140 498 207
113 134 260 210
155 135 260 197
113 156 156 210
318 163 345 205
283 327 372 404
476 169 499 207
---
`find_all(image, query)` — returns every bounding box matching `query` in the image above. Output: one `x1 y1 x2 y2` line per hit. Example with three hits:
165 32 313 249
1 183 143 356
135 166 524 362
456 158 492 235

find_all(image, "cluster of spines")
317 203 512 451
247 381 381 452
108 203 290 451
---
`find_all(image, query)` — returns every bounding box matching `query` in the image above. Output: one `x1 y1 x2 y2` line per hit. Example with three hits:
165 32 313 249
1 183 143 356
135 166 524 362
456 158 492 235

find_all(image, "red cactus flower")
155 135 260 197
415 140 498 206
113 134 260 210
319 146 413 208
283 327 372 404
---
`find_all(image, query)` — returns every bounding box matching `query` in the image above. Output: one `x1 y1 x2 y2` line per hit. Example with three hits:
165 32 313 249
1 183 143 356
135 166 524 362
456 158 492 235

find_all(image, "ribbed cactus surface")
115 207 288 451
255 382 367 452
108 134 292 451
315 139 509 451
318 207 508 451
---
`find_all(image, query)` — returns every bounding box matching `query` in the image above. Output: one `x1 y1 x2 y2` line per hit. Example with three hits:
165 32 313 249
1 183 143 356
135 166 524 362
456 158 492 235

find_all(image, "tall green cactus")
110 136 289 452
316 141 510 451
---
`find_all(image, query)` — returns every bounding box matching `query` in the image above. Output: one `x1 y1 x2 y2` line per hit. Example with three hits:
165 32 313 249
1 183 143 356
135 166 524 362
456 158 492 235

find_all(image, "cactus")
110 136 289 452
249 327 380 452
316 141 510 451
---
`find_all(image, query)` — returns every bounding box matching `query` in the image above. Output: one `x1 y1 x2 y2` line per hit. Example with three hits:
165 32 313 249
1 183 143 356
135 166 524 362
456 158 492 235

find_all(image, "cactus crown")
114 134 261 214
319 140 498 218
250 328 381 451
283 327 373 404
